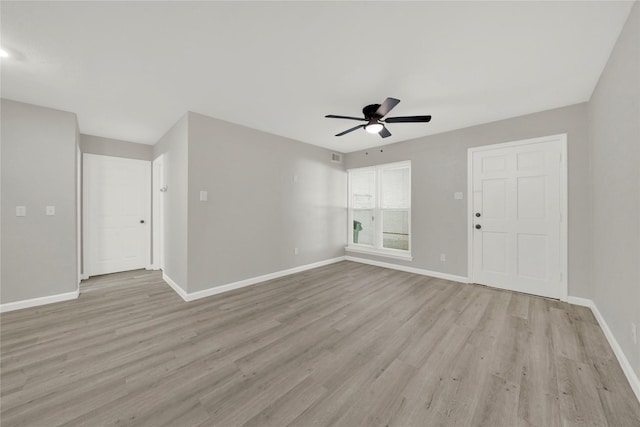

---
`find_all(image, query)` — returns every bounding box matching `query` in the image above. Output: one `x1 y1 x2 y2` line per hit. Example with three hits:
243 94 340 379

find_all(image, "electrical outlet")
294 248 299 255
440 253 446 262
632 323 637 345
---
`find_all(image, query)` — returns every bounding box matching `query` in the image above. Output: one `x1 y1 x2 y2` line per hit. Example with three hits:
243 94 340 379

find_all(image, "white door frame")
152 155 165 271
467 133 568 301
77 144 82 284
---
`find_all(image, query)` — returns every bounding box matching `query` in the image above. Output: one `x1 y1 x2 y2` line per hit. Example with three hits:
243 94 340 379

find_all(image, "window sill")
345 245 413 261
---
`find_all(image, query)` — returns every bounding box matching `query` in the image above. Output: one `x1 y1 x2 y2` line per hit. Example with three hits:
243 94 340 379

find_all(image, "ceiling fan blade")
384 115 432 123
374 97 400 118
325 114 367 121
335 124 365 137
379 126 392 138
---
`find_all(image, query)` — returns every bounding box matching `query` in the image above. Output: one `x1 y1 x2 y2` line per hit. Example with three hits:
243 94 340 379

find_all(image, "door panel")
517 150 546 170
482 179 507 219
84 154 151 276
482 155 507 172
517 176 547 219
482 232 509 274
517 234 548 280
471 138 563 299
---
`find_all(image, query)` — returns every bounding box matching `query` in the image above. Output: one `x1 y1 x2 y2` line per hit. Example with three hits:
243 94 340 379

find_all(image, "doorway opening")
83 154 151 277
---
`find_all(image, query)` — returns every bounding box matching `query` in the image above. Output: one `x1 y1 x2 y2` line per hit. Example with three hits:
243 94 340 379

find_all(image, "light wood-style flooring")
1 261 639 426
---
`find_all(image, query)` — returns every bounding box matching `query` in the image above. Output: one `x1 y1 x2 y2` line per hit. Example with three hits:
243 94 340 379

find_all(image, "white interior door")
84 154 151 276
470 135 566 299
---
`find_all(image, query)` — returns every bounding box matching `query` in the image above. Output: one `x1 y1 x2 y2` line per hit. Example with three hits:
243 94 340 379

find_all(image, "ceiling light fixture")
0 49 8 58
365 121 383 134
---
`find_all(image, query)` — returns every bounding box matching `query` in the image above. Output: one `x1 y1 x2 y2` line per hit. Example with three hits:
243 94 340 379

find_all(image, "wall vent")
331 152 343 163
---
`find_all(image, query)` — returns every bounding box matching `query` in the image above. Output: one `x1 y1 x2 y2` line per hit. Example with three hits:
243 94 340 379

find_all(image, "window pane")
381 166 410 209
382 210 409 250
353 210 374 246
351 170 375 209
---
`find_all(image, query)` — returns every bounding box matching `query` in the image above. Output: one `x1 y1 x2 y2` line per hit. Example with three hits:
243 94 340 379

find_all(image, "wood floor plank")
137 398 210 427
332 357 417 427
517 297 562 427
419 329 494 426
555 356 609 427
1 262 638 427
241 376 327 427
390 323 475 426
472 374 521 427
549 306 590 363
507 292 531 320
490 315 529 384
589 356 640 426
575 318 617 361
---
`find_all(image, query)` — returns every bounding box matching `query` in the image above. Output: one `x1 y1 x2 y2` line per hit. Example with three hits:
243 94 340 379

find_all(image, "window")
348 161 411 259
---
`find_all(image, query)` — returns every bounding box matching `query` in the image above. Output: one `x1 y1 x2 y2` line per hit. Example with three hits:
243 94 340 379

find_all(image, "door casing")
152 155 165 271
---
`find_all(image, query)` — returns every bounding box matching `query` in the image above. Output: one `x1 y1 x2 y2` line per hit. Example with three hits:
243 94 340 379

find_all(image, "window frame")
347 160 412 261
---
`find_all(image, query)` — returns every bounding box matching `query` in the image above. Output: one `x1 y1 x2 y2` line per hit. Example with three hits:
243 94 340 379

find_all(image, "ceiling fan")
325 97 431 138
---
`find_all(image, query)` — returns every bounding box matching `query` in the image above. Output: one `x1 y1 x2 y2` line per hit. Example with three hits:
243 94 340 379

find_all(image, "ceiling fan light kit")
325 97 431 138
365 122 383 134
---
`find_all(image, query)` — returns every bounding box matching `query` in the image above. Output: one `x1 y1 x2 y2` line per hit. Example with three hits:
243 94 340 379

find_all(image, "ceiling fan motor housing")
363 104 382 119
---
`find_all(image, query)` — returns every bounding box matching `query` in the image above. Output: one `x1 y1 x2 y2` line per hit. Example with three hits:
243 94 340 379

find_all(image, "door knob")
475 224 481 229
475 213 481 217
140 220 145 224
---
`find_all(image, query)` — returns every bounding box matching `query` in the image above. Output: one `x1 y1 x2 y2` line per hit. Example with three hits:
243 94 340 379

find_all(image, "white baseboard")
185 256 347 301
567 296 592 307
162 273 190 302
0 288 80 313
344 255 469 284
163 256 347 303
568 296 640 403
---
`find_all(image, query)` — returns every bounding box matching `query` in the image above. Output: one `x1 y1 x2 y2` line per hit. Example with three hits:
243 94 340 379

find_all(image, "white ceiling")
0 1 634 153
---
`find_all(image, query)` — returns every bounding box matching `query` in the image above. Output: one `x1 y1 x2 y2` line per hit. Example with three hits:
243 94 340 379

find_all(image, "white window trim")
346 161 412 261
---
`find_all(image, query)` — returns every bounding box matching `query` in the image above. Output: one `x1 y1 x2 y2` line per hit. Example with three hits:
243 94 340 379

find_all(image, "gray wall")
186 112 346 292
1 99 79 303
80 134 153 161
153 114 189 291
588 3 640 378
345 103 591 298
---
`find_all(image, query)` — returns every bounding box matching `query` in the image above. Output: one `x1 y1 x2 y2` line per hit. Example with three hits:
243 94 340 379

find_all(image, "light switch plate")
199 191 208 202
46 206 56 215
16 206 26 216
454 192 463 200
